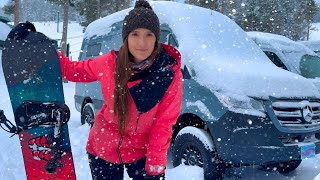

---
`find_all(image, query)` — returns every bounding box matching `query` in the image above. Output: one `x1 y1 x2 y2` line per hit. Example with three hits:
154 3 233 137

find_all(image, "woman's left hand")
145 164 166 176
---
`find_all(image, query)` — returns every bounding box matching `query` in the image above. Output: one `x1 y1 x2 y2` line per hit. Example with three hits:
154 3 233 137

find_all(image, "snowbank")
0 22 11 41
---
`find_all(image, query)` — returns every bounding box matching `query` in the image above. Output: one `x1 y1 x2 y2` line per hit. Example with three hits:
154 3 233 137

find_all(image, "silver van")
75 2 320 179
248 31 320 90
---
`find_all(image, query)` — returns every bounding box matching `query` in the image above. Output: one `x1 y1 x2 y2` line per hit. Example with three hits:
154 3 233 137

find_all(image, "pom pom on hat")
134 0 153 9
122 0 160 42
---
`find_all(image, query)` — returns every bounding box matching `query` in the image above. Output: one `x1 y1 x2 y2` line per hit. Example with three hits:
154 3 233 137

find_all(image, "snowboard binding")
1 100 70 137
45 108 66 173
1 101 70 172
16 101 71 173
14 100 70 130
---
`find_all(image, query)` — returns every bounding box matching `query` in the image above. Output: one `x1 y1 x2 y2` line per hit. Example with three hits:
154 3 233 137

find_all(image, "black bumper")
207 111 320 165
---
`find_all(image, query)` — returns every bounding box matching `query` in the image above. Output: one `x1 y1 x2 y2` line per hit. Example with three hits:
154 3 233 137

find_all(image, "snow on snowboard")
0 24 76 179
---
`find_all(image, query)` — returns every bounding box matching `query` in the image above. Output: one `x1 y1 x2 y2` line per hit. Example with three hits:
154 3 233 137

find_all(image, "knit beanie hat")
122 0 160 42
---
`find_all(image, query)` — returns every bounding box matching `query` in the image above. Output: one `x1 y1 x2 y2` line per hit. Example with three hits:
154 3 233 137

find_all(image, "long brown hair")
114 37 161 135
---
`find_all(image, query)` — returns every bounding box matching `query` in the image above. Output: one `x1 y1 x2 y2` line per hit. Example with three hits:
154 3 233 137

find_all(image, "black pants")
88 153 165 180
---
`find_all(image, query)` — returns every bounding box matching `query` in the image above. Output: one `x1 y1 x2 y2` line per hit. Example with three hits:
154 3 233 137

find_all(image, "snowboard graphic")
1 30 76 179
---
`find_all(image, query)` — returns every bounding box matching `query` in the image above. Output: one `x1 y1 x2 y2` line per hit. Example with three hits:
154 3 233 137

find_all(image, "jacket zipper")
117 135 124 164
134 113 142 132
117 113 141 163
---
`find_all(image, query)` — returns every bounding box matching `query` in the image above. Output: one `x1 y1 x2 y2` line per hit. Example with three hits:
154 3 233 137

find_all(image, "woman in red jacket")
60 0 182 179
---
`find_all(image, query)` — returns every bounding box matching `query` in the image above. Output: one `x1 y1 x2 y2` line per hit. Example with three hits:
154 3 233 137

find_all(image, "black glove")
7 21 36 40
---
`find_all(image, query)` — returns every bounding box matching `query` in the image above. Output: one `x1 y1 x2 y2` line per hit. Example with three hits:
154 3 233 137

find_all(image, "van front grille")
272 100 320 130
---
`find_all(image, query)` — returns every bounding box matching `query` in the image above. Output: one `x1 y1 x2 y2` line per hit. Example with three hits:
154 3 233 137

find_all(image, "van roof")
247 31 316 55
300 40 320 52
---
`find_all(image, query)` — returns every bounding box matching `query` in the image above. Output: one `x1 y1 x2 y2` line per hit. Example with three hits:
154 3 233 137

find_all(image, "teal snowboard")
1 30 76 179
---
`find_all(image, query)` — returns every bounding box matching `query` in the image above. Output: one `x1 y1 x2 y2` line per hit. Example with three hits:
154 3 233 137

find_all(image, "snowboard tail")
1 31 76 179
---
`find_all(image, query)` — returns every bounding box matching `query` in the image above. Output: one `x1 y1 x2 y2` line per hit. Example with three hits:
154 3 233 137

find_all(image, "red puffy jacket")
59 44 182 175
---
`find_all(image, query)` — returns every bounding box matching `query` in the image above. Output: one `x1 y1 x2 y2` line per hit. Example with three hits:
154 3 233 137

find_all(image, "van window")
264 51 288 70
86 43 102 58
300 55 320 78
104 35 122 53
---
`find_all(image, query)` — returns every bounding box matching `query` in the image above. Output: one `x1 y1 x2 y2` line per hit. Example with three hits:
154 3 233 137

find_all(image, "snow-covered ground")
0 20 320 179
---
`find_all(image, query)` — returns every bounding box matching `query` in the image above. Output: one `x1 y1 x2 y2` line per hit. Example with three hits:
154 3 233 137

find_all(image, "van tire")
81 103 95 126
172 127 224 180
261 160 302 174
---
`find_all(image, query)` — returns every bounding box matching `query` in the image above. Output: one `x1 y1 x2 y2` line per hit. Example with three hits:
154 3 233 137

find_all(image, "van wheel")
261 160 302 174
172 127 225 180
81 103 95 126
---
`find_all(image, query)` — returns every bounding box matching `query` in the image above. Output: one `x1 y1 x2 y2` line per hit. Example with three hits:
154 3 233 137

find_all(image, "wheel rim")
84 109 94 125
182 145 204 167
82 104 94 125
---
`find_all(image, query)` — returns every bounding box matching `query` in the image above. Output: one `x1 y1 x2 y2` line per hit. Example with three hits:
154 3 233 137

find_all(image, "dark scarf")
128 49 177 113
130 55 156 73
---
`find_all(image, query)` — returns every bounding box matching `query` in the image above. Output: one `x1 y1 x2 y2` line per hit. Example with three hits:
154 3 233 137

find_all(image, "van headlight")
215 92 266 116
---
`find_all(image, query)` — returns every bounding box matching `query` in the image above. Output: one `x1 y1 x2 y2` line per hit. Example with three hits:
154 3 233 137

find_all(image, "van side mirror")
181 65 192 79
166 33 178 48
165 34 170 44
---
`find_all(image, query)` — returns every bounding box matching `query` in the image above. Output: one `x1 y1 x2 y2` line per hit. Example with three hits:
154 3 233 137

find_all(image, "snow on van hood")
84 1 320 99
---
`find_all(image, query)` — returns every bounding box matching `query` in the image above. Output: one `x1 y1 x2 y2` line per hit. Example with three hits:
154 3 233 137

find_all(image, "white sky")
0 0 9 8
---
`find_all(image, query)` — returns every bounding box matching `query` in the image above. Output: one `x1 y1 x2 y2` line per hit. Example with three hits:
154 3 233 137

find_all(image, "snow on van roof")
247 31 318 74
247 31 315 54
85 1 320 99
248 31 292 42
300 40 320 52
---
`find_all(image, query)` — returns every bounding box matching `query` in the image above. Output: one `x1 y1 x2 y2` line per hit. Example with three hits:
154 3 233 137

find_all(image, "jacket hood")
161 43 181 72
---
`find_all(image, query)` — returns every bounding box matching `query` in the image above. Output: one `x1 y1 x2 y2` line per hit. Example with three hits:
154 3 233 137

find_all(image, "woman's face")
128 28 156 63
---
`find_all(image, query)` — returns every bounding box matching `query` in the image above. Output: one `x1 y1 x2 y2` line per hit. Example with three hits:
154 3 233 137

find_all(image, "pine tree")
186 0 218 10
294 0 317 40
3 1 14 17
231 0 317 40
2 0 79 22
75 0 131 27
46 0 72 55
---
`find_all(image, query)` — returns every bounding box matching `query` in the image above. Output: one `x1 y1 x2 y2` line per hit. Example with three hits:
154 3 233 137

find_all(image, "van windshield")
282 51 305 73
300 55 320 78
